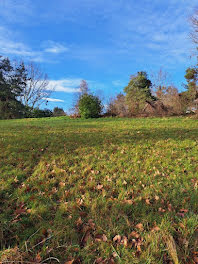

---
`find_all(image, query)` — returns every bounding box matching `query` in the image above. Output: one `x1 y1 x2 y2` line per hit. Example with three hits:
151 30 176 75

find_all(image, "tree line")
0 57 66 119
1 10 198 119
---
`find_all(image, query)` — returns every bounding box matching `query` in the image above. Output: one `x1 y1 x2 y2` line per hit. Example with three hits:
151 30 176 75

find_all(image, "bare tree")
73 80 89 115
20 62 52 108
79 80 89 95
107 93 128 117
162 86 182 115
190 9 198 44
151 68 171 99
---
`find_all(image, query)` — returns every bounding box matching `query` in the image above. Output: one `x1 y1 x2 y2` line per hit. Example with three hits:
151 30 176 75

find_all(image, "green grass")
0 116 197 263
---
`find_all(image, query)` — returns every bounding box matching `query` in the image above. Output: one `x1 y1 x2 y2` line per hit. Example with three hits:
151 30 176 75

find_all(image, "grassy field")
0 117 197 264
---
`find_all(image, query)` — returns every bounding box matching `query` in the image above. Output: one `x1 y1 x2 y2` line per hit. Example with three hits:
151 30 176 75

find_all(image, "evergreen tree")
184 67 198 102
0 57 26 119
124 71 153 115
78 94 102 118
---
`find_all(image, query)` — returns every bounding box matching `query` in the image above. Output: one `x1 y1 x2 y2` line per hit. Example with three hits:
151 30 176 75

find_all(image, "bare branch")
20 62 53 108
190 9 198 44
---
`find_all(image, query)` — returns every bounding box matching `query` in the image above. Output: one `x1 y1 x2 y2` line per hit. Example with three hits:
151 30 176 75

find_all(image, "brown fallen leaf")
145 199 150 205
112 252 118 258
158 207 166 213
168 204 172 212
35 252 42 263
59 182 66 187
155 195 160 201
95 234 107 242
113 235 121 243
64 260 74 264
121 236 128 247
178 223 185 229
151 226 160 232
95 257 103 263
108 258 115 264
97 184 103 190
124 199 133 205
180 209 188 213
129 231 140 238
76 217 83 227
135 223 144 231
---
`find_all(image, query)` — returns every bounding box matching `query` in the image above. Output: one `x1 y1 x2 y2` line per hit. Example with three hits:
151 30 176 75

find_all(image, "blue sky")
0 0 197 112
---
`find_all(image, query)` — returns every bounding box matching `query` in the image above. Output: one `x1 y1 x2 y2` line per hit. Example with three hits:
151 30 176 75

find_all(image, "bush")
78 94 102 118
24 107 53 118
53 107 66 117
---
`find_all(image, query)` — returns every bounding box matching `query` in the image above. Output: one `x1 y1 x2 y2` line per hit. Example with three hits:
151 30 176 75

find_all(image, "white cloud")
0 27 69 62
44 41 69 54
43 97 64 102
112 80 125 87
47 79 81 93
0 0 33 23
0 26 45 61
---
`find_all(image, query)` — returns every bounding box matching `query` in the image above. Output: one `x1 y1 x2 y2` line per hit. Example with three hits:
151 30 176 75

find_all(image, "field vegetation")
0 117 197 263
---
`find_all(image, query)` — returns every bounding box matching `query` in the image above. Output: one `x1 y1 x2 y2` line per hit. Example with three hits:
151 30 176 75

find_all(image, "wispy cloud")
43 97 64 102
47 79 81 93
44 41 69 54
0 0 33 23
112 80 126 87
0 26 69 62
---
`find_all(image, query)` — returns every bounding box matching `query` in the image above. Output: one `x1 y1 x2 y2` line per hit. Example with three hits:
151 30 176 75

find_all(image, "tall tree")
184 67 198 101
190 10 198 44
74 80 89 115
79 80 89 95
0 57 25 119
124 71 153 115
151 68 171 100
19 62 51 108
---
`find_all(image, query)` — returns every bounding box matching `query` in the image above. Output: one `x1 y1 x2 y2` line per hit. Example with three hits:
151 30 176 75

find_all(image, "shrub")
78 94 102 118
24 107 53 118
53 107 66 117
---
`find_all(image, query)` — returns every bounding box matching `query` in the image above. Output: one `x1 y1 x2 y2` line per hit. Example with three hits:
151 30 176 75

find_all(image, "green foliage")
78 94 102 118
28 107 53 118
124 72 154 115
0 57 27 119
53 107 66 117
0 117 197 263
184 67 198 101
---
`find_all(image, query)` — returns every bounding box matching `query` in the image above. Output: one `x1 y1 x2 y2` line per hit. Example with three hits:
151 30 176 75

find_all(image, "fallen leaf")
180 209 188 213
179 223 185 229
97 184 103 190
64 260 74 264
95 234 107 242
35 253 42 263
112 252 118 258
96 257 103 263
151 226 160 232
129 231 140 238
123 180 127 185
113 235 121 243
124 199 133 205
135 223 144 231
121 236 128 247
145 199 150 205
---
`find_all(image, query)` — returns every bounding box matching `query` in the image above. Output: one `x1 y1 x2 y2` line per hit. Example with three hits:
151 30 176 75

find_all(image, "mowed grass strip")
0 117 197 263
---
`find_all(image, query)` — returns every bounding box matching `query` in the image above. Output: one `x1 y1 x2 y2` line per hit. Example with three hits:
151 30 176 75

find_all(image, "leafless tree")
190 9 198 44
20 62 52 108
73 80 89 115
107 93 128 117
79 80 89 95
151 68 171 99
162 86 182 115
